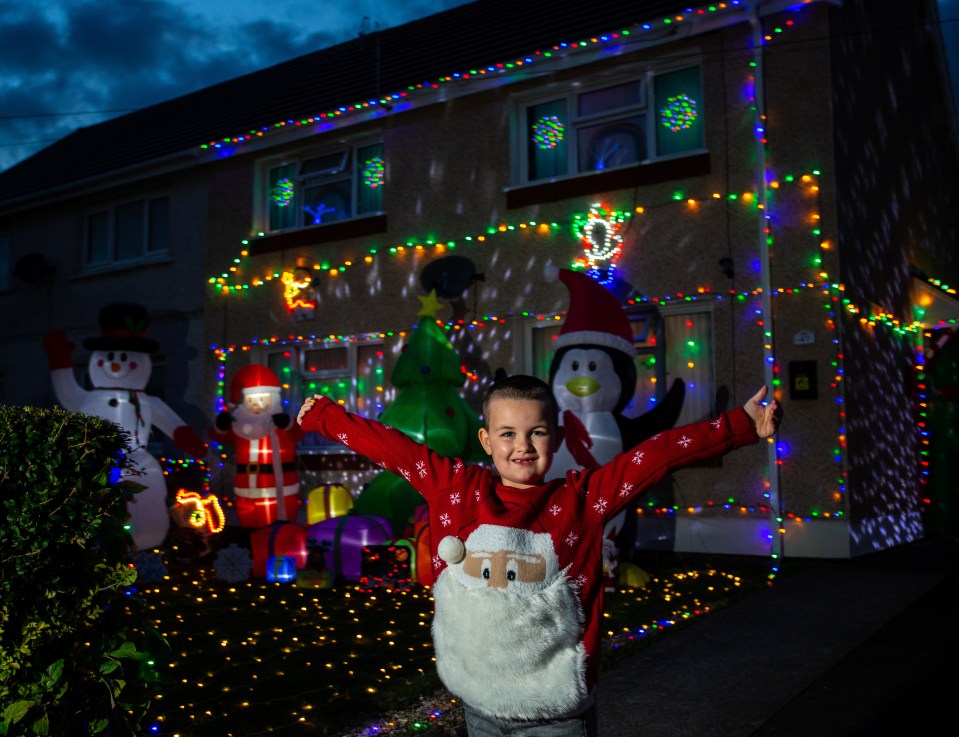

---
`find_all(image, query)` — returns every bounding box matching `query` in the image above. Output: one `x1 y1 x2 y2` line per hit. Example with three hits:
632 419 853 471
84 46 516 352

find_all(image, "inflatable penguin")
546 267 685 562
42 303 208 550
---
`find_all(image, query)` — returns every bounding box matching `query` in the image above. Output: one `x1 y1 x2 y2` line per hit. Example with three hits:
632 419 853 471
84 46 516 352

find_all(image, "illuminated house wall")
1 0 956 559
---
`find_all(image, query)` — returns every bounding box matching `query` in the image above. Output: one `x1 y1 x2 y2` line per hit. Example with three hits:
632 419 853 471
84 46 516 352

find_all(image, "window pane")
303 346 349 372
355 343 386 418
654 66 704 156
266 351 297 413
269 163 297 230
302 180 351 224
115 202 144 261
577 80 644 117
527 100 568 181
87 211 110 264
577 116 645 172
356 143 384 214
665 311 713 424
148 197 169 254
530 324 561 382
300 151 348 176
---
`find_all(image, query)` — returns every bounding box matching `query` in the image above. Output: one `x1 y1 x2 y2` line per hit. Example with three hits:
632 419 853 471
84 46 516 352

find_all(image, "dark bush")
0 406 164 736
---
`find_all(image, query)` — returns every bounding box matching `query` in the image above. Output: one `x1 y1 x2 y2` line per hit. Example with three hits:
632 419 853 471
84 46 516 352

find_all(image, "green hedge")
0 406 164 736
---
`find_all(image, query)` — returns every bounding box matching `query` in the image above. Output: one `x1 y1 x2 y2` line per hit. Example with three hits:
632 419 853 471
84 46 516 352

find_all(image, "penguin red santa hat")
549 265 637 358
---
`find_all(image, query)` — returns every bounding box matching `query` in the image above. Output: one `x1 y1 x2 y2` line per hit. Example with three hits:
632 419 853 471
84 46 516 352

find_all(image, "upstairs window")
265 141 384 232
85 196 170 269
516 65 703 185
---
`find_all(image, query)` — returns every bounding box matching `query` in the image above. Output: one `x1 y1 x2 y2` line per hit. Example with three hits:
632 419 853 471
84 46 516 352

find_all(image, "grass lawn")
137 542 775 737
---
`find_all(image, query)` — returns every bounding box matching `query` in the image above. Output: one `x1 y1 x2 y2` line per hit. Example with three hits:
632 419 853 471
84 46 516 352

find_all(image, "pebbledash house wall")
2 0 955 559
0 166 211 439
202 6 850 558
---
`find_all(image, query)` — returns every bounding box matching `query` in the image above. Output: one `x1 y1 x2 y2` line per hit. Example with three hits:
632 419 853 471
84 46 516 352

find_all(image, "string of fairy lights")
204 172 956 524
197 1 756 156
133 4 959 735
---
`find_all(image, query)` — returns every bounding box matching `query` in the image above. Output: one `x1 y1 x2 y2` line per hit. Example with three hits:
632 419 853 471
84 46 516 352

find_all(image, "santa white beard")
431 567 588 720
232 410 276 441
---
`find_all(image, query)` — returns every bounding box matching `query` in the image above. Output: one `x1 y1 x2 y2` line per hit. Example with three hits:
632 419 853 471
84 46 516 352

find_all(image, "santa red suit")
211 364 304 527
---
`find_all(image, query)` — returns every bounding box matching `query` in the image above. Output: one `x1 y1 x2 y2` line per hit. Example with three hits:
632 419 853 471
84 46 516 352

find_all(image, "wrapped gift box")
305 484 354 525
413 518 433 587
307 513 393 581
358 540 413 591
250 521 309 578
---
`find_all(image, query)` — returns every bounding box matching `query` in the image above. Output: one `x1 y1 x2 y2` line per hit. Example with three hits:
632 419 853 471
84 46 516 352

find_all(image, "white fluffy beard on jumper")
431 525 588 720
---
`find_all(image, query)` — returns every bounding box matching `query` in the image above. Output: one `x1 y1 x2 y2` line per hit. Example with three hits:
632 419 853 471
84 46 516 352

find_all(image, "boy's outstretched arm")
296 395 320 427
743 386 783 439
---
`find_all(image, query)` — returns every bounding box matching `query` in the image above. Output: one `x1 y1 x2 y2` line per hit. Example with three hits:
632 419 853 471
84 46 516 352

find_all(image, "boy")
297 374 782 736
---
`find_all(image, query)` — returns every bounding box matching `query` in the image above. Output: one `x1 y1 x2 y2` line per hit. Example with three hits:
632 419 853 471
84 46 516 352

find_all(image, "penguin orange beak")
565 376 600 397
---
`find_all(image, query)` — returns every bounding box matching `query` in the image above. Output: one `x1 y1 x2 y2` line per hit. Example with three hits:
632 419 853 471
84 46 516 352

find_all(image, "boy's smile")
478 397 562 489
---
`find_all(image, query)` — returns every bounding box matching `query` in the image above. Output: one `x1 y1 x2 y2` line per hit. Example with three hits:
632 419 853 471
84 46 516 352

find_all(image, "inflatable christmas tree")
352 290 486 534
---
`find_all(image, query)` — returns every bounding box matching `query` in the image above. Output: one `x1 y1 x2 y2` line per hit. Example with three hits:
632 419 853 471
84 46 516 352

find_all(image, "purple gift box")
307 513 393 581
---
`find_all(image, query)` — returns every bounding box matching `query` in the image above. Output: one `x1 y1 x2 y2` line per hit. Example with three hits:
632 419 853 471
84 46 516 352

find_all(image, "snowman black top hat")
83 302 160 354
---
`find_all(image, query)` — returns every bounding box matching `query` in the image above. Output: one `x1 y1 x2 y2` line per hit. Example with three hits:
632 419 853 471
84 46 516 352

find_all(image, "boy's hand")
743 386 782 439
296 395 322 426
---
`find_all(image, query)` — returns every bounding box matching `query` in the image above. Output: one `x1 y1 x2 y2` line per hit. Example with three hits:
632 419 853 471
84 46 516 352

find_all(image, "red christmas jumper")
300 396 759 720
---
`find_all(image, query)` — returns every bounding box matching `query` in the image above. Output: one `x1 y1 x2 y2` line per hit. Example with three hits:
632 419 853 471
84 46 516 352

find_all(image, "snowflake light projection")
660 94 698 132
362 156 385 188
572 202 629 285
271 177 295 207
531 115 565 149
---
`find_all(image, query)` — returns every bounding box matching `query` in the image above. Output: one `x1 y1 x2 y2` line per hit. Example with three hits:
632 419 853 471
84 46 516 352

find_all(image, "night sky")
0 0 472 171
0 0 955 173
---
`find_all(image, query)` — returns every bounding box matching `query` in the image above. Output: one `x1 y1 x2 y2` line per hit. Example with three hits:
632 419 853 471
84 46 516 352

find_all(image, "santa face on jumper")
432 524 587 720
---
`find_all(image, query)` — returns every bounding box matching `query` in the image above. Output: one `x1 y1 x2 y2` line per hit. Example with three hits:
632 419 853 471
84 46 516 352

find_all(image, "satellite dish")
420 255 484 299
13 253 55 284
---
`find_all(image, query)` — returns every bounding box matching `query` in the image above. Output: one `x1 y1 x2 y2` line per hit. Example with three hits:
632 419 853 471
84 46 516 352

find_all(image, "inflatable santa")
210 364 304 527
42 302 208 550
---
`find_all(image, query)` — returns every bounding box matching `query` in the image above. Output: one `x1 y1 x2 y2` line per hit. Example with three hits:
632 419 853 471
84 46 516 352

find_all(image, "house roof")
0 0 706 205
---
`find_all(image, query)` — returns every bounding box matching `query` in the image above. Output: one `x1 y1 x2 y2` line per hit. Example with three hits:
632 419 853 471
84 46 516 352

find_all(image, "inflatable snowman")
42 302 208 550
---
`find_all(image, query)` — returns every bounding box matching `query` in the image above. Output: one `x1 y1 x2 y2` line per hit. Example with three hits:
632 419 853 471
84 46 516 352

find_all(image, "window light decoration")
660 93 698 131
362 156 385 188
531 115 565 149
572 202 628 284
271 177 295 207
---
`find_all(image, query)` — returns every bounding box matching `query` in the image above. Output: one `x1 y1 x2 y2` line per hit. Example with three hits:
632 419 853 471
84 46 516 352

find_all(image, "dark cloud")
0 0 472 171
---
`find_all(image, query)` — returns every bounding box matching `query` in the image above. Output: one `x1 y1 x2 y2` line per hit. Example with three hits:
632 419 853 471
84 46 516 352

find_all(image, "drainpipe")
750 5 784 560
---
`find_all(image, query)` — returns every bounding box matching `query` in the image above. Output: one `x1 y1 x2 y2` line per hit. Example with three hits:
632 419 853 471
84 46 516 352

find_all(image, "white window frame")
83 195 170 270
257 137 384 234
511 63 705 186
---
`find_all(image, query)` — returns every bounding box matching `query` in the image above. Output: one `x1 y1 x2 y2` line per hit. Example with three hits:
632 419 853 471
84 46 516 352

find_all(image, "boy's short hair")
481 374 559 430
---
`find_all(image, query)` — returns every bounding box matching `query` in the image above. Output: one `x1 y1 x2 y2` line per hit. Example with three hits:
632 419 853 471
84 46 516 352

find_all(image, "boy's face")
478 398 561 489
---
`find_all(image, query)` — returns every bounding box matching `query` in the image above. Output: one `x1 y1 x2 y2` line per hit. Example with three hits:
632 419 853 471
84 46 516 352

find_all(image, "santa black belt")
237 462 296 474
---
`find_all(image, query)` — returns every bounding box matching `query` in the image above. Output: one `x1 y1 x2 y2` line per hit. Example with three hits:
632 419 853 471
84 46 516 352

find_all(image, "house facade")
1 0 957 559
